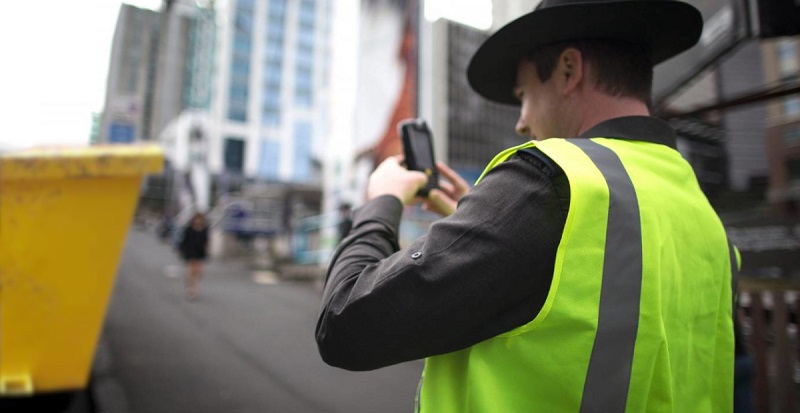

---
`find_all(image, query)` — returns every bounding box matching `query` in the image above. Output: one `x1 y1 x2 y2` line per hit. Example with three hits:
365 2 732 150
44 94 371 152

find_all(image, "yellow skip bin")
0 144 163 395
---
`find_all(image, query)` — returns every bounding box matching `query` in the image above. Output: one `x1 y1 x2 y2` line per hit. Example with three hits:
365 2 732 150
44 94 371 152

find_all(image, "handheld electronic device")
399 119 439 196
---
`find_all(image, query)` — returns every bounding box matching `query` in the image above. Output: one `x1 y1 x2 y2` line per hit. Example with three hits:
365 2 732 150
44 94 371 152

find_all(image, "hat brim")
467 1 703 105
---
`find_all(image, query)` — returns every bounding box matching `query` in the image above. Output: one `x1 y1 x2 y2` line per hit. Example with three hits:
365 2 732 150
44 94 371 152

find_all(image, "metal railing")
739 287 800 412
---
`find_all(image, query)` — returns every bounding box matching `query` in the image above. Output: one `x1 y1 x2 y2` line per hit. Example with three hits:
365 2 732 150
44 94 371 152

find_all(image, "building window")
262 108 280 126
778 40 799 79
298 0 316 29
785 125 800 142
262 87 281 125
235 12 253 32
264 62 282 84
259 140 280 179
294 64 313 106
227 0 255 122
784 96 800 117
231 60 250 78
294 0 315 107
262 0 287 126
224 137 246 173
233 36 251 57
297 26 315 45
775 42 797 120
788 159 800 180
266 37 284 54
293 121 313 181
268 0 286 14
299 0 315 17
265 0 287 55
261 59 282 126
295 89 312 107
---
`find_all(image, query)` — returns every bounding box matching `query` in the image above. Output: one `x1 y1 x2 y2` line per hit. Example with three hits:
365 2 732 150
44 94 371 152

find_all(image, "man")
316 1 738 411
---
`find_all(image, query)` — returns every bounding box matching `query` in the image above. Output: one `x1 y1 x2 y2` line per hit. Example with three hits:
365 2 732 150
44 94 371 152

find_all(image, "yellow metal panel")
0 145 163 180
0 145 163 394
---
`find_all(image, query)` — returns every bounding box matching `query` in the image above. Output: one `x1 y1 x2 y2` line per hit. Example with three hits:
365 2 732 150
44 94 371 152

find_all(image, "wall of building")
101 4 160 144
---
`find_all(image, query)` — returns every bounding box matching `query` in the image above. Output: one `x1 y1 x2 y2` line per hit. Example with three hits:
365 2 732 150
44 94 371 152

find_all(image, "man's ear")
557 47 584 96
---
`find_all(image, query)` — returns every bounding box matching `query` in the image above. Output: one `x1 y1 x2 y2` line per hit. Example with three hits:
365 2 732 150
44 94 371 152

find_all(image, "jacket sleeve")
315 153 569 371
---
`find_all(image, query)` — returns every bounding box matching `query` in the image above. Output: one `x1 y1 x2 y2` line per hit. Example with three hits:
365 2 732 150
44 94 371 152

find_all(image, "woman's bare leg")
186 260 203 299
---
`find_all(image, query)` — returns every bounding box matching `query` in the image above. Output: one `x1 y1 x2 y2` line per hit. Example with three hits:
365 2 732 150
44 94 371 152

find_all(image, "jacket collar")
575 116 677 149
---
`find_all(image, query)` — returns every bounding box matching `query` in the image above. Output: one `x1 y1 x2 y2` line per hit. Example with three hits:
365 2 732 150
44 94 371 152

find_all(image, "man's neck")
574 94 650 137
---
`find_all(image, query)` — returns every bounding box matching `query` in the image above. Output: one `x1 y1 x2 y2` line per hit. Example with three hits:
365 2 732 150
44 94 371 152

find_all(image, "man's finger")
439 181 456 196
426 189 457 217
436 162 470 193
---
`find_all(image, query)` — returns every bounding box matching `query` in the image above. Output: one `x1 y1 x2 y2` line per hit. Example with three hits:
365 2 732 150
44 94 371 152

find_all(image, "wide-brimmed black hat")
467 0 703 105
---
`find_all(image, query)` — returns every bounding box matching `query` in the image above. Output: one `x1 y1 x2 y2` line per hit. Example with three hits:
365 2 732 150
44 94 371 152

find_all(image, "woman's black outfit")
179 226 208 261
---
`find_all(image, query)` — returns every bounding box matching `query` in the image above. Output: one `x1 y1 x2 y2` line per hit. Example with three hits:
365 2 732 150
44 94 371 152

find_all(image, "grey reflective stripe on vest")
570 139 643 413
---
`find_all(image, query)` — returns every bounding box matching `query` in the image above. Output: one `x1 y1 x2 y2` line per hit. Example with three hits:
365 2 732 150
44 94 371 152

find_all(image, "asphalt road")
94 229 423 413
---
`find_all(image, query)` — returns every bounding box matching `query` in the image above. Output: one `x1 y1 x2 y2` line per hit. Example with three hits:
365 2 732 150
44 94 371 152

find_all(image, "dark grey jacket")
316 117 682 371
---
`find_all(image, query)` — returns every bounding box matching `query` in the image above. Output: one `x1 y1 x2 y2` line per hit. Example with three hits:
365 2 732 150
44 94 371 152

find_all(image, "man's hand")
367 156 428 205
422 162 470 217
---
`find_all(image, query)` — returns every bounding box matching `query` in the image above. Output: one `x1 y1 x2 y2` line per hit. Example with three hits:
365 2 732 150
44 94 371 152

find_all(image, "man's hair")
525 39 653 107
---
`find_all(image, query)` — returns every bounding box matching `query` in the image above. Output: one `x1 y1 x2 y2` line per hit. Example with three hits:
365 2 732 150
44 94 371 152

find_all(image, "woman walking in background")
179 212 209 300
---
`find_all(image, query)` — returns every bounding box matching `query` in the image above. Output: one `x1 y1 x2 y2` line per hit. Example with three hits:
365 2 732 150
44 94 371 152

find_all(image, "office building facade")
101 4 160 144
105 0 332 184
102 1 215 144
208 0 332 185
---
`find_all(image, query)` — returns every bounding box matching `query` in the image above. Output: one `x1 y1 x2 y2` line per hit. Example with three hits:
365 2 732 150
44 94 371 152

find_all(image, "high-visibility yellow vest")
418 138 735 412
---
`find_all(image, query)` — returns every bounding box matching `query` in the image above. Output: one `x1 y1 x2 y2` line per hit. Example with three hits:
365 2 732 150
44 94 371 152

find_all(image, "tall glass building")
210 0 332 185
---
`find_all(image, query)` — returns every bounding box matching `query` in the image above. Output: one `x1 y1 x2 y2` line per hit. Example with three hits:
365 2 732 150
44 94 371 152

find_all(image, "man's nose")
515 119 530 137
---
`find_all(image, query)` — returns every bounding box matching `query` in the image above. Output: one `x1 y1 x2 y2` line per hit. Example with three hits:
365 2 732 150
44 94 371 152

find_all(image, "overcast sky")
0 0 489 150
0 1 162 149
